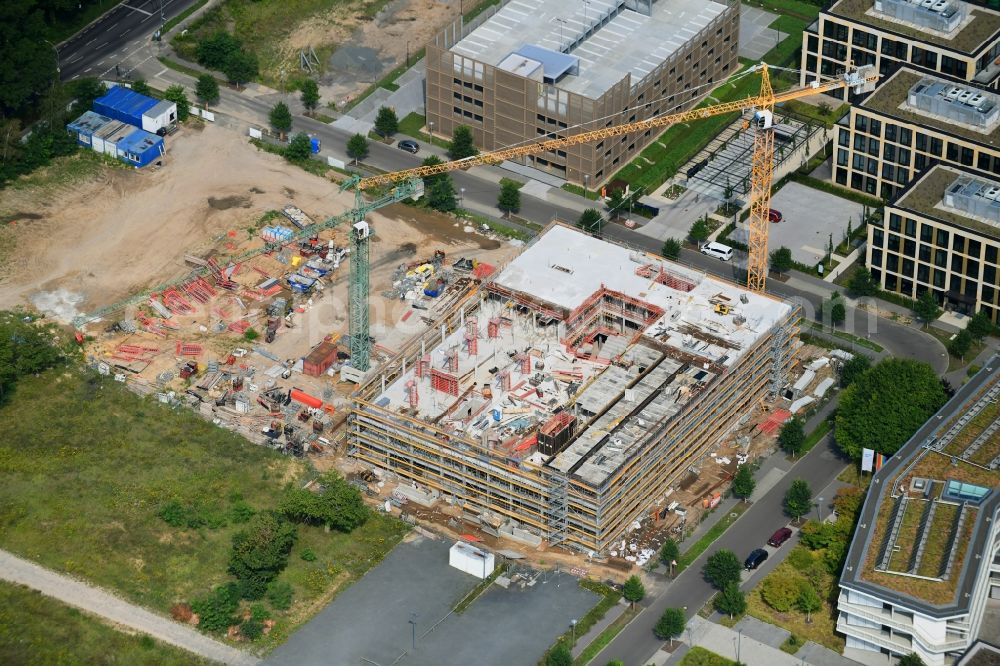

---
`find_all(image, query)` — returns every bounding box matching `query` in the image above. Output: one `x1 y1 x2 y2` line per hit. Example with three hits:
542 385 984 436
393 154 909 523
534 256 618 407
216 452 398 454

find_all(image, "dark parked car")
397 139 419 154
745 548 769 570
768 209 783 223
767 527 793 548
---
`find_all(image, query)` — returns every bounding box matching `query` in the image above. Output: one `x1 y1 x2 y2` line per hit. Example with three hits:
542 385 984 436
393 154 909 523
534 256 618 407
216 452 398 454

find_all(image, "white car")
701 242 734 261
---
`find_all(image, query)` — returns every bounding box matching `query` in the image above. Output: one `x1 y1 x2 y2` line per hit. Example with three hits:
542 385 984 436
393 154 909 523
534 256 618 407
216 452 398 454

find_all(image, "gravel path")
0 550 259 666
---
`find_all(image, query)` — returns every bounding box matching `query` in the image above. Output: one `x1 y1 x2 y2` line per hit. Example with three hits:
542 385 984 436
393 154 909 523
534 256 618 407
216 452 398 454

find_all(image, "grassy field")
0 367 408 648
679 646 740 666
0 580 212 665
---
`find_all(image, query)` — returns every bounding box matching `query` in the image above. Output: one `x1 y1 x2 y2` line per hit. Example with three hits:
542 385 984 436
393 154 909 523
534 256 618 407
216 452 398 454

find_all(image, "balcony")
838 599 970 652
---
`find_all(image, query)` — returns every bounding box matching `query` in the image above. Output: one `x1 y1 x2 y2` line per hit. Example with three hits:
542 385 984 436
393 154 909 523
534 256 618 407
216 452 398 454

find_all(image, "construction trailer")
92 121 136 158
66 111 114 148
349 224 800 554
93 85 177 134
116 128 165 167
302 337 340 377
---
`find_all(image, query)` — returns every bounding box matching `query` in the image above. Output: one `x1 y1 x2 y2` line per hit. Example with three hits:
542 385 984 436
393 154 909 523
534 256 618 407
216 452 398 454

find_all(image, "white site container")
449 541 495 579
141 100 177 133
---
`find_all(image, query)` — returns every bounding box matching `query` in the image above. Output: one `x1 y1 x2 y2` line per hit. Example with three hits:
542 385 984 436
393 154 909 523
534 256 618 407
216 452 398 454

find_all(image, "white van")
701 241 734 261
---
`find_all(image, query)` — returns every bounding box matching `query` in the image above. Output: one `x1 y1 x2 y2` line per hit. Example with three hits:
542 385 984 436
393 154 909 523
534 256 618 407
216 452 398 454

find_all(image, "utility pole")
408 613 417 650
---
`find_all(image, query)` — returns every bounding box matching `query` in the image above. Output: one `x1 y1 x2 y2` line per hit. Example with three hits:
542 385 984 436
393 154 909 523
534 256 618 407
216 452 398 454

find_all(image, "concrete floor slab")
739 6 786 60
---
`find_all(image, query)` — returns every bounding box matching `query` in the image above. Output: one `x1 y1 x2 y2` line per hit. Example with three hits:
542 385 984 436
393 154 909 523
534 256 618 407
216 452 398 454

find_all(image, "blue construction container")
93 85 158 128
310 137 321 153
116 128 165 168
66 111 114 148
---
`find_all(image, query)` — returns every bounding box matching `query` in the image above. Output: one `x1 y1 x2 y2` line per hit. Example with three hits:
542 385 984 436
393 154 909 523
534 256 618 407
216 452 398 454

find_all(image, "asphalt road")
58 0 199 81
593 409 850 666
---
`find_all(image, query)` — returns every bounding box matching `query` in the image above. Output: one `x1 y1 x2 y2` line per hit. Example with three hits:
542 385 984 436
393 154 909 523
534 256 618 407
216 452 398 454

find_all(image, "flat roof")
117 128 163 155
374 224 793 488
67 110 113 134
94 85 159 118
893 165 1000 237
450 0 728 98
841 359 1000 615
828 0 1000 53
859 68 1000 145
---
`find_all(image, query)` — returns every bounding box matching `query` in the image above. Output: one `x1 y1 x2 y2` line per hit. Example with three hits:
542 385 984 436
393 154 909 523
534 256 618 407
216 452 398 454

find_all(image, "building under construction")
349 225 800 553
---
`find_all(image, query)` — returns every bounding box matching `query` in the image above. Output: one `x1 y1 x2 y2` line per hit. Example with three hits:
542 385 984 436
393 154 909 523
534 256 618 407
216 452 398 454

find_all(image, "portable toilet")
310 137 321 154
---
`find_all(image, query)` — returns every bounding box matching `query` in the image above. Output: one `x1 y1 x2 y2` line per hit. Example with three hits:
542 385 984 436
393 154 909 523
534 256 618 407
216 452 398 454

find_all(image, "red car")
768 209 783 223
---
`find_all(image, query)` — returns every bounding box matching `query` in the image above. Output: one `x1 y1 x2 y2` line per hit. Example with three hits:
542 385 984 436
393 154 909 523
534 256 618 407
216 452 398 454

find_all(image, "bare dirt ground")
287 0 463 103
0 123 512 326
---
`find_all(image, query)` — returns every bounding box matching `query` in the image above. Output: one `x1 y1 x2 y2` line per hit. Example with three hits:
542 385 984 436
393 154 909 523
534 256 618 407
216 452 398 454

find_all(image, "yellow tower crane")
353 63 877 293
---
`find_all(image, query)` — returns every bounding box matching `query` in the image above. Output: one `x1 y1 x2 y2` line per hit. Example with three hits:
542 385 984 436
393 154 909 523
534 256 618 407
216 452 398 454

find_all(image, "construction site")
350 223 802 555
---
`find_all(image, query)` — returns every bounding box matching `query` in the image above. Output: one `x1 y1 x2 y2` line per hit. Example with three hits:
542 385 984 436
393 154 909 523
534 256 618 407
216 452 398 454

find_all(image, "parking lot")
266 534 599 666
767 181 867 266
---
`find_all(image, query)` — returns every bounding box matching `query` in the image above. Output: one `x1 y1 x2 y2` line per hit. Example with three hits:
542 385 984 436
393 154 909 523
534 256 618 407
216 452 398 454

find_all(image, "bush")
266 580 294 610
191 582 240 632
241 618 264 640
229 500 255 524
300 548 317 562
250 603 271 622
662 238 682 260
170 603 193 622
196 31 240 70
285 133 313 162
786 546 815 572
545 642 572 666
761 571 803 612
228 512 297 600
0 311 65 401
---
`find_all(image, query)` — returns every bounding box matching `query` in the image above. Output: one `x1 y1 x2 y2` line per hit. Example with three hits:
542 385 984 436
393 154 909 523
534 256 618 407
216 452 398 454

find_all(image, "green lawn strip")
157 56 205 79
744 0 820 21
573 605 637 665
163 0 210 35
924 325 986 373
0 580 213 665
679 646 741 666
802 417 833 454
916 502 958 578
801 321 885 353
676 503 749 571
0 367 408 651
778 99 848 128
612 66 762 192
886 500 923 571
561 183 601 201
398 112 426 137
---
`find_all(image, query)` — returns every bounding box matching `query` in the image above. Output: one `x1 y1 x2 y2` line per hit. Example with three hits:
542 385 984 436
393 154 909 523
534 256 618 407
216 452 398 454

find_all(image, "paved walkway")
0 550 259 666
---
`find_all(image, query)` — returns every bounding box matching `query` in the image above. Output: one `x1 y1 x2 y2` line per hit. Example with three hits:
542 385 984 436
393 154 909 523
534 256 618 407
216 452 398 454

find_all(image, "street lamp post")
459 187 465 209
817 496 825 522
571 619 577 644
428 121 434 144
583 174 590 201
408 613 417 650
737 629 742 663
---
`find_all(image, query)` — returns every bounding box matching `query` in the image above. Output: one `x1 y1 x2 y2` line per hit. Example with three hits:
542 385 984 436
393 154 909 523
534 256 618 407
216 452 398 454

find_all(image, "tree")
71 79 108 115
196 31 241 70
830 301 846 326
223 50 258 87
949 329 973 360
300 78 320 114
448 125 478 160
191 582 240 633
427 176 458 212
898 654 927 666
839 354 871 388
0 2 58 117
661 238 682 260
761 571 803 612
228 511 297 600
268 102 292 137
0 311 64 403
835 359 947 460
286 132 312 162
131 79 152 97
498 180 521 217
659 538 680 571
913 290 941 327
797 581 822 623
847 267 879 297
688 218 711 245
623 575 645 608
703 549 741 590
653 607 686 645
279 472 369 532
769 246 793 275
778 416 806 458
967 311 994 341
784 479 813 521
195 74 219 108
731 464 755 502
606 188 626 217
163 85 190 121
714 582 746 619
545 643 572 666
374 105 399 137
578 208 604 234
346 133 369 164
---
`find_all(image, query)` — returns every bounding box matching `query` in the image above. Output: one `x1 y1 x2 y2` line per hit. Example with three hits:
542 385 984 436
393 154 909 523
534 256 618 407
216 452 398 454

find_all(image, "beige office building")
424 0 739 185
867 164 1000 322
800 0 1000 100
833 67 1000 201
